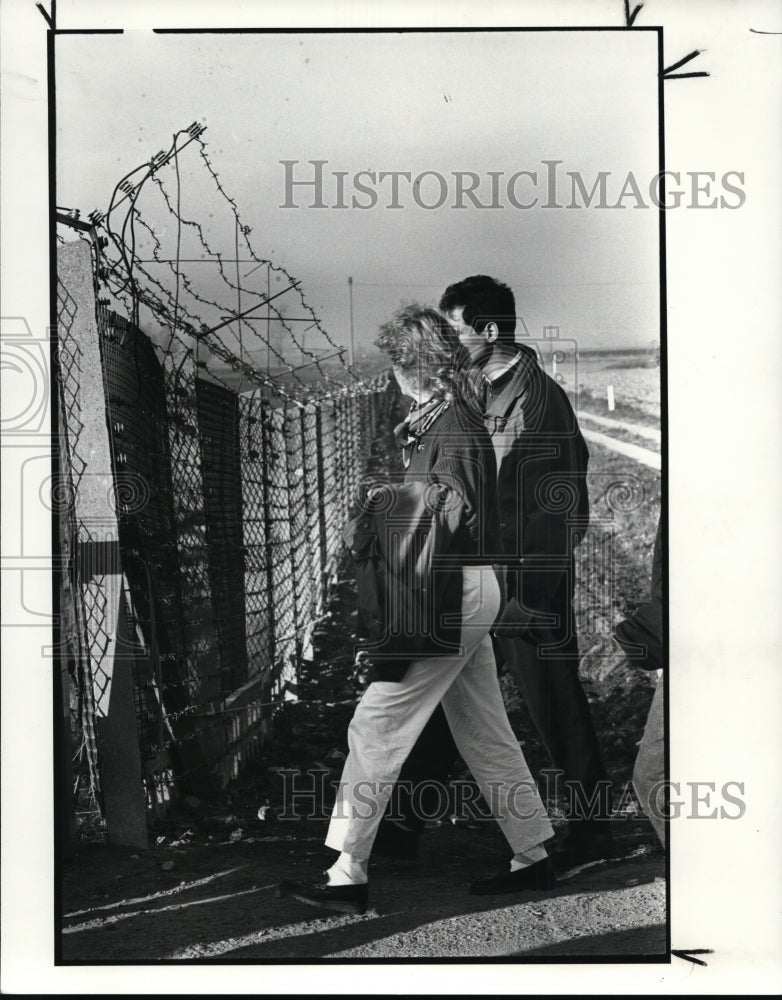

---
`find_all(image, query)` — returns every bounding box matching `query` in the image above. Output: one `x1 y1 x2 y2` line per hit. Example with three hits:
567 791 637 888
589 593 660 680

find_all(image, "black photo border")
48 19 670 969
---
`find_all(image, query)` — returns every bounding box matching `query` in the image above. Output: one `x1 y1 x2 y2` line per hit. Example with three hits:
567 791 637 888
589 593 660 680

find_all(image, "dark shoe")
372 820 420 862
276 876 368 915
469 857 555 896
556 827 617 868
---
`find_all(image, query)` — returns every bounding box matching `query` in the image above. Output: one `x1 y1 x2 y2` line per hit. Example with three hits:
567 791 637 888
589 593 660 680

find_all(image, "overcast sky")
57 29 661 361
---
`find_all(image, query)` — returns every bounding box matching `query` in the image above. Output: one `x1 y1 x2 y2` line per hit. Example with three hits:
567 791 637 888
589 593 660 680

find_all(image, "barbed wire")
96 123 364 402
149 166 345 395
194 135 361 388
101 127 289 398
101 131 303 401
62 127 368 407
128 201 315 396
101 244 298 402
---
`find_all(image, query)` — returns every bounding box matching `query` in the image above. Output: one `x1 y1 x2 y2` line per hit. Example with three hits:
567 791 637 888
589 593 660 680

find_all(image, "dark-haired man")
376 274 612 877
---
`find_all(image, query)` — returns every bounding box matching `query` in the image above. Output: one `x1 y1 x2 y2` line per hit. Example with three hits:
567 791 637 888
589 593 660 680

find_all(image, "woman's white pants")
326 566 554 860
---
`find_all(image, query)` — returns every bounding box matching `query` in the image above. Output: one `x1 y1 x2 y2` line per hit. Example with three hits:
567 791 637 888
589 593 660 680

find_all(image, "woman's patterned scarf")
394 396 452 468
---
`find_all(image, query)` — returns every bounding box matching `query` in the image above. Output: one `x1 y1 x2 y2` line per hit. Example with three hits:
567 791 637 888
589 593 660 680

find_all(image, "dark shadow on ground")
229 835 664 959
61 818 665 961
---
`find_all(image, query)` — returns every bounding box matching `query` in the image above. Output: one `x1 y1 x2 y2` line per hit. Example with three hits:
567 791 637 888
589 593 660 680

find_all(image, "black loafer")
276 877 369 915
469 857 555 896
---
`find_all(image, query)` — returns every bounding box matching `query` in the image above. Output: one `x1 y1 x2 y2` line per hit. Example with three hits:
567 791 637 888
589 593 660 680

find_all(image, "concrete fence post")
57 242 148 849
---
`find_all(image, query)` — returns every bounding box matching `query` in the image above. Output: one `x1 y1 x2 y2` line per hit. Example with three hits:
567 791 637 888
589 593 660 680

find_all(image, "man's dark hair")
439 274 517 345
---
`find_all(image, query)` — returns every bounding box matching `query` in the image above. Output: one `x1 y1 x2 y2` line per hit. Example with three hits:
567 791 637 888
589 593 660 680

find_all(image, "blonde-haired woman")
278 306 554 914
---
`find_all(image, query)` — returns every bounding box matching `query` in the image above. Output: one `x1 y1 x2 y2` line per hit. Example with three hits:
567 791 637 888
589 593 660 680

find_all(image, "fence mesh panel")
301 405 325 614
56 277 104 835
56 242 393 837
238 392 272 683
196 379 249 695
263 406 298 697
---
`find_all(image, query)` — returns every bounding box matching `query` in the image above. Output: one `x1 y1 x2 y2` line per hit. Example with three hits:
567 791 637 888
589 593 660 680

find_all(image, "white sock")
326 852 369 886
510 843 548 871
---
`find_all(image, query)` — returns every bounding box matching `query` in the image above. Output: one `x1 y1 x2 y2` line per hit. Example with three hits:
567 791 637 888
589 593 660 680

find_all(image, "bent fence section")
55 241 397 846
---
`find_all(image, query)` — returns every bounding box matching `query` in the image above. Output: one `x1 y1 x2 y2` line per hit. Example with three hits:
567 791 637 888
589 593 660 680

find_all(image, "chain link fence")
56 240 398 840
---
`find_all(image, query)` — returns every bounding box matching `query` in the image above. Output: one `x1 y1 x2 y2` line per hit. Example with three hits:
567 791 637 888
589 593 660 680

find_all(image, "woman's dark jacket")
343 397 499 682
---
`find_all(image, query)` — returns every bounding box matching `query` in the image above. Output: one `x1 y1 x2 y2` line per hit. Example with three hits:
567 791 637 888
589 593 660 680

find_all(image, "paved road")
579 410 662 444
581 427 661 470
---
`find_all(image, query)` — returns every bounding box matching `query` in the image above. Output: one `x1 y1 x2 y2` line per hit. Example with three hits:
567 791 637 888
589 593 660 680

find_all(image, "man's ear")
483 322 500 344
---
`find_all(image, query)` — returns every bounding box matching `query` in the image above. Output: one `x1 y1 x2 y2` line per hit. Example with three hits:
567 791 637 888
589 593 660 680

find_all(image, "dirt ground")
61 811 664 961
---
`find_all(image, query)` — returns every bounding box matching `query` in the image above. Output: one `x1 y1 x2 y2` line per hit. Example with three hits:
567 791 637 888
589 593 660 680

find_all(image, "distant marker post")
607 384 615 411
348 275 355 368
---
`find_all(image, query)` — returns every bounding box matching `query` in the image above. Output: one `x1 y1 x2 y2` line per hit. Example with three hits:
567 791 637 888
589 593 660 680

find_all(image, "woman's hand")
352 650 373 692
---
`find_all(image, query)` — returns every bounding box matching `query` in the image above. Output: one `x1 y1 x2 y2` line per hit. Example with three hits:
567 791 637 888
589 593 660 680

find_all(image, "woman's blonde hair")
375 304 474 403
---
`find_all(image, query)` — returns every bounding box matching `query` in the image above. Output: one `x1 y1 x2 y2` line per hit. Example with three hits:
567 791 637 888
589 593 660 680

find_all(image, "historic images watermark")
280 160 746 211
276 768 747 824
